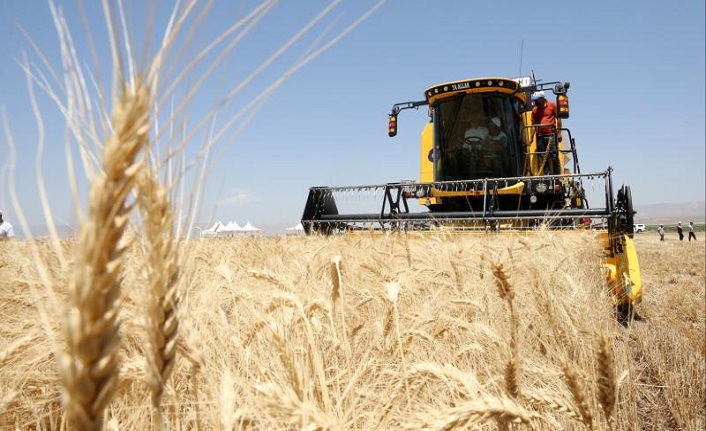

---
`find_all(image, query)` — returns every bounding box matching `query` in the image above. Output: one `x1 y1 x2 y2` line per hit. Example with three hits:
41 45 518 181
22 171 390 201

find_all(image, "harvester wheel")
624 185 634 229
616 302 643 326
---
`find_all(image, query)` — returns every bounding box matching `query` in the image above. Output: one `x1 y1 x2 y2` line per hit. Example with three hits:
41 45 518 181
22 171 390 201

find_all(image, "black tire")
617 185 635 238
616 302 644 326
624 185 635 232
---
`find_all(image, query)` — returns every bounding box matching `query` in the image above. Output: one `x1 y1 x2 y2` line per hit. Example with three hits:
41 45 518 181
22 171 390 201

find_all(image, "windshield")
434 93 524 181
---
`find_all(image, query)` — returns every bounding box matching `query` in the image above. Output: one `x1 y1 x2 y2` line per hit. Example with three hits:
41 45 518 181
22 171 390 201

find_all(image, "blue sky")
1 0 704 234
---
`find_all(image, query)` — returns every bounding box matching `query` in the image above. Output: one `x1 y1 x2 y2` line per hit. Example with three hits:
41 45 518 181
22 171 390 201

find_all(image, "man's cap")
490 117 502 128
531 91 545 101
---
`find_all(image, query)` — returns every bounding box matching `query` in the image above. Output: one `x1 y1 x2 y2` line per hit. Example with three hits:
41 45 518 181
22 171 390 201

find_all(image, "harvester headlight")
530 195 538 204
535 182 548 193
416 189 426 198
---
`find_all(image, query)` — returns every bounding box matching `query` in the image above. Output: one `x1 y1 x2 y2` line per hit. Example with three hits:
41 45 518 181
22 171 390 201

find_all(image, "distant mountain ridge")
633 200 706 225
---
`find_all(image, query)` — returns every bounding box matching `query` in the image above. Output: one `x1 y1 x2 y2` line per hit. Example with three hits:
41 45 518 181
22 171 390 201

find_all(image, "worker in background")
463 110 489 144
677 221 684 241
531 91 561 175
0 210 15 239
458 111 490 176
487 117 508 149
461 110 490 178
688 221 697 241
658 224 665 241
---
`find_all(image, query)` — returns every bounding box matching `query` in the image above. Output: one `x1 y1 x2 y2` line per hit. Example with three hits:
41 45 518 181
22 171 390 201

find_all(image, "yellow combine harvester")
301 74 642 319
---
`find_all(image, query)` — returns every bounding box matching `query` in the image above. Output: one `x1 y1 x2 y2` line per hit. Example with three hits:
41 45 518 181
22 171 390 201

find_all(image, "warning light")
557 94 570 119
388 114 398 137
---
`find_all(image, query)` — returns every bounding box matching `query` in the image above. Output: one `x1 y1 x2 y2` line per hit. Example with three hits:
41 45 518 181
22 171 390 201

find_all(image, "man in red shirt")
531 91 560 175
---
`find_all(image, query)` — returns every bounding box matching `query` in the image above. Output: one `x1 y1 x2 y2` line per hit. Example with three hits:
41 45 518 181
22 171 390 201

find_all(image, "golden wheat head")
60 82 150 431
136 167 180 414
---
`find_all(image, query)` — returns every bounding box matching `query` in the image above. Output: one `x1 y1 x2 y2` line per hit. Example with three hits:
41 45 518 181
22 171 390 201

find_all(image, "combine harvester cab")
302 75 641 319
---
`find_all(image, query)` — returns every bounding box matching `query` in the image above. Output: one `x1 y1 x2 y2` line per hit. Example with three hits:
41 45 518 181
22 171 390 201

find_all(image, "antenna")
518 39 524 77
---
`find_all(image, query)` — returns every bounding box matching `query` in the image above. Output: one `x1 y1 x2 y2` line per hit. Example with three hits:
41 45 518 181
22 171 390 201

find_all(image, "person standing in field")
688 221 697 241
0 210 15 239
531 91 561 175
658 224 665 241
677 221 684 241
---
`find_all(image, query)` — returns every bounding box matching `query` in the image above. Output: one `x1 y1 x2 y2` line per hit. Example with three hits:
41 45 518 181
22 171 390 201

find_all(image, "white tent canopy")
225 221 242 231
218 221 243 237
285 223 305 235
241 222 260 233
200 220 262 237
199 221 223 238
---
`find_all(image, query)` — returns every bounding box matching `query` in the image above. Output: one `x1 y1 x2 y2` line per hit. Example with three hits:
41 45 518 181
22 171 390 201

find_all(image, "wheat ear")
60 82 150 431
595 335 616 426
330 256 351 361
0 334 41 369
492 263 515 303
411 395 537 430
561 361 594 429
524 392 583 420
492 263 520 399
135 166 180 425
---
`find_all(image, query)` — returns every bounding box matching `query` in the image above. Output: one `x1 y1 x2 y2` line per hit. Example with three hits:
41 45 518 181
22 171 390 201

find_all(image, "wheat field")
1 2 704 430
0 231 703 430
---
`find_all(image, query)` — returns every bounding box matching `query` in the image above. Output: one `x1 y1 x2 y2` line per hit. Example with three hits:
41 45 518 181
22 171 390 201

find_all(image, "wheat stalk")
271 328 304 402
384 281 411 407
266 292 332 412
135 166 180 427
59 81 150 431
330 255 351 362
